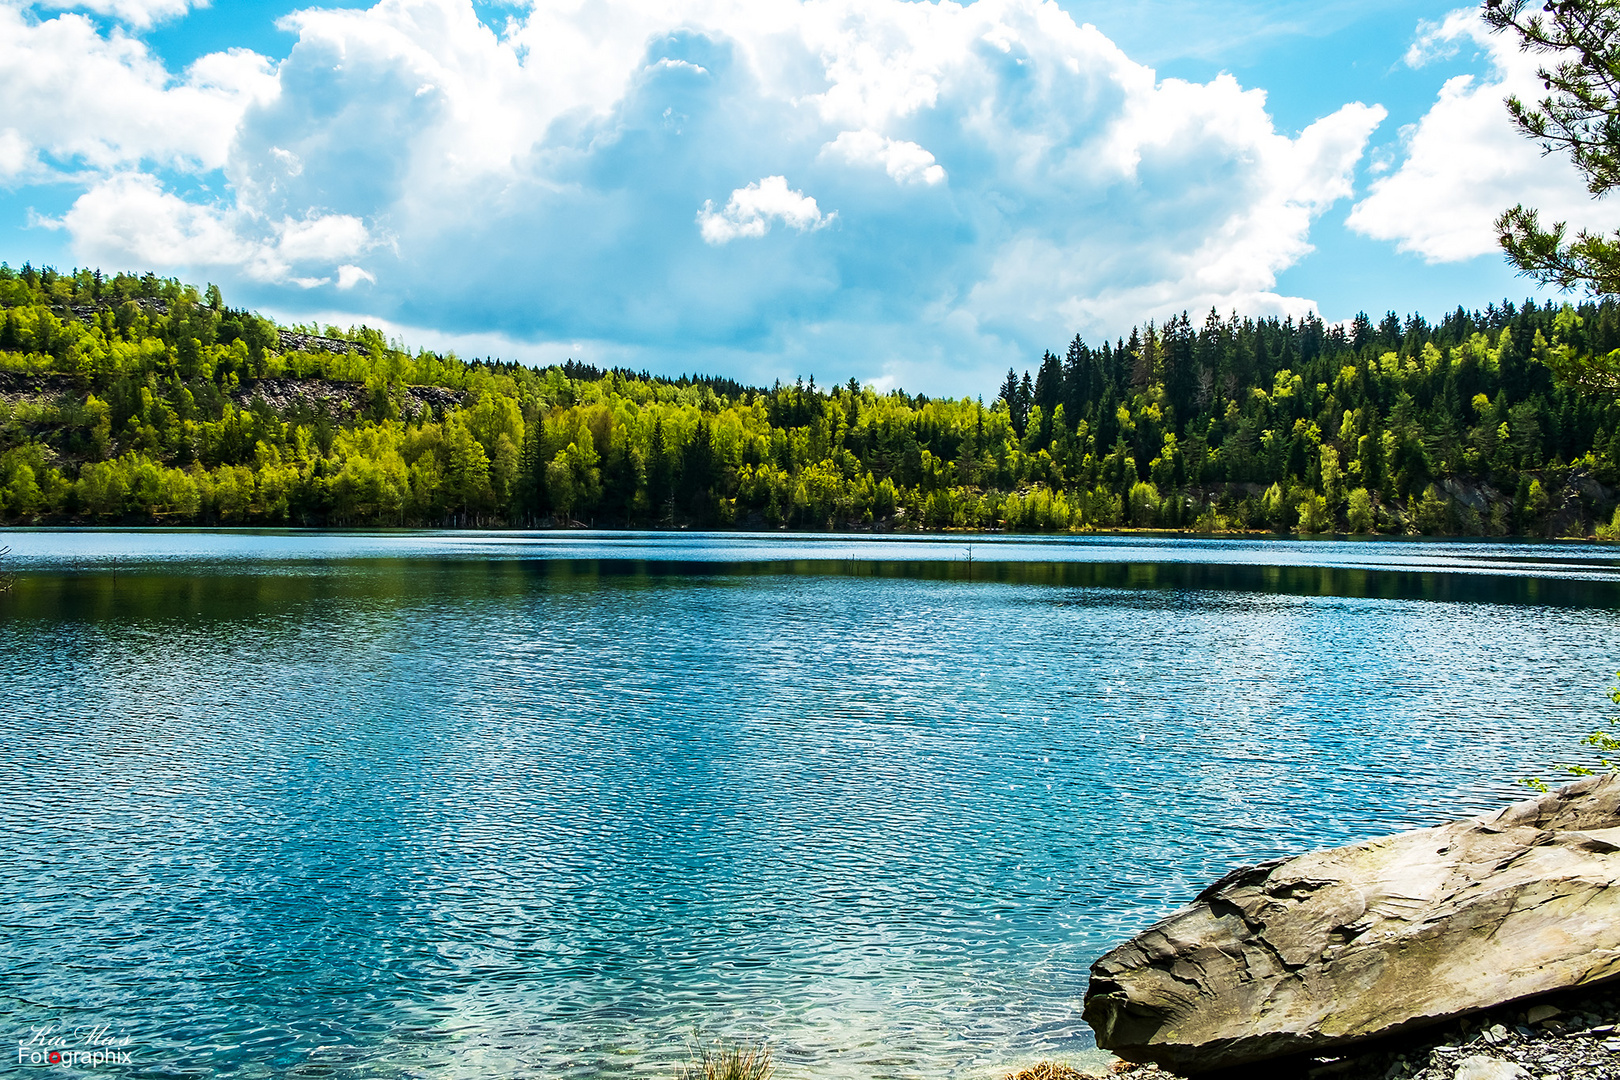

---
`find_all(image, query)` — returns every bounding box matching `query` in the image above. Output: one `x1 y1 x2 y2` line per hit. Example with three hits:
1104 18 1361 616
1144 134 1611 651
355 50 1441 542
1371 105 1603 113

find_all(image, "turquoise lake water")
3 530 1619 1079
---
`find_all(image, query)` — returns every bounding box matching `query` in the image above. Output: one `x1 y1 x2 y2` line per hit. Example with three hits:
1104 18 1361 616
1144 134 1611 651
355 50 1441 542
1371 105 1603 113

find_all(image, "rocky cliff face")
276 329 357 355
1083 774 1620 1075
233 377 463 418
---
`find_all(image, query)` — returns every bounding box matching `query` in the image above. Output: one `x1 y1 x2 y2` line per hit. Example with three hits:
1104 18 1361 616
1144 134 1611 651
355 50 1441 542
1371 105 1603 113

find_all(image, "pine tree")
678 418 716 522
1127 327 1149 388
1351 312 1373 353
516 413 544 522
1487 2 1620 340
1063 334 1089 419
1033 350 1063 415
998 368 1020 412
648 417 671 520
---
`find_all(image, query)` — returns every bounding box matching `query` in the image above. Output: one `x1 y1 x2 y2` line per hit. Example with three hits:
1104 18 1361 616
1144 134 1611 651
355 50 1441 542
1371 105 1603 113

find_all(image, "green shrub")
1347 487 1375 533
1296 493 1331 534
1127 480 1160 527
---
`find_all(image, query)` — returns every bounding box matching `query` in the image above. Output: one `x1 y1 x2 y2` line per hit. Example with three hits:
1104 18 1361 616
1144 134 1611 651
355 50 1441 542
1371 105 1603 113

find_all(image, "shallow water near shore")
2 530 1617 1079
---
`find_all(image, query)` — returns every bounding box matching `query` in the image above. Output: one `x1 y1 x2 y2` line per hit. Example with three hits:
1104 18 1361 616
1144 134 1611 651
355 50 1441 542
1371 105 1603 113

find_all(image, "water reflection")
7 553 1620 625
0 532 1614 1079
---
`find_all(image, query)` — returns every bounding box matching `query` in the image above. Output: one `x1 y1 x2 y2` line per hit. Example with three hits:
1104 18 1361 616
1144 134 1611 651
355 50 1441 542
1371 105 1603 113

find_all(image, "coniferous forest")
5 262 1620 536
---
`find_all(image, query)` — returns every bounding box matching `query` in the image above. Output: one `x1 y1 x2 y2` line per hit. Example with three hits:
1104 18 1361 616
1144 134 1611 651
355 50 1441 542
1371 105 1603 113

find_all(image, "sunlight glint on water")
1 531 1617 1079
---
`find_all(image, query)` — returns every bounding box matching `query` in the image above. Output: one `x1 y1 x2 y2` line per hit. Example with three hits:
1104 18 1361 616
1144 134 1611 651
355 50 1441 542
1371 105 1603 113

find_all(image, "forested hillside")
3 262 1620 535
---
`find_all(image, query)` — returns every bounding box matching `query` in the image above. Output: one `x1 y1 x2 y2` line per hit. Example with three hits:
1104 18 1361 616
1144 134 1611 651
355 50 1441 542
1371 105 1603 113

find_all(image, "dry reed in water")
677 1041 773 1080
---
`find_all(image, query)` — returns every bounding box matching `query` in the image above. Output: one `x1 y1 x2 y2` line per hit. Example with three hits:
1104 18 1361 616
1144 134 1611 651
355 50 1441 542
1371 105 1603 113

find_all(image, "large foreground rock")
1083 774 1620 1075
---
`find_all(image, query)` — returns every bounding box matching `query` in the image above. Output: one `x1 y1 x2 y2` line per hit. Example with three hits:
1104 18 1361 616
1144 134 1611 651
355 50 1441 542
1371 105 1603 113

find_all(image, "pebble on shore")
1292 980 1620 1080
1002 1058 1168 1079
1010 981 1620 1080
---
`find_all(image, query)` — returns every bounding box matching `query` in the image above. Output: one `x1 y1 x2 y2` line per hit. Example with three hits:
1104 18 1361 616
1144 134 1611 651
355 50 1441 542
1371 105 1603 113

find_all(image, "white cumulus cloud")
37 0 203 30
823 130 945 185
698 176 833 244
274 214 370 264
1348 8 1620 263
13 0 1393 392
0 4 276 178
55 173 373 288
336 264 376 289
0 128 36 179
51 173 254 268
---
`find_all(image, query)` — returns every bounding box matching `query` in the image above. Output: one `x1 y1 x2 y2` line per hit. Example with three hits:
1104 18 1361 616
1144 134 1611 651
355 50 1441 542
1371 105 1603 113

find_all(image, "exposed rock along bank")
1082 773 1620 1076
233 377 463 418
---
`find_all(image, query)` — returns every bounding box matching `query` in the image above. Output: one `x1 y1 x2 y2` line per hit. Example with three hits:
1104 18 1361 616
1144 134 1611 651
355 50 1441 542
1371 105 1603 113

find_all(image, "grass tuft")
677 1041 773 1080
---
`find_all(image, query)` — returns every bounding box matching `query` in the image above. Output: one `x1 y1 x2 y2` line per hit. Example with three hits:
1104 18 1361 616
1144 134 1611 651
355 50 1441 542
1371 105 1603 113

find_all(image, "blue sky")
1 0 1614 394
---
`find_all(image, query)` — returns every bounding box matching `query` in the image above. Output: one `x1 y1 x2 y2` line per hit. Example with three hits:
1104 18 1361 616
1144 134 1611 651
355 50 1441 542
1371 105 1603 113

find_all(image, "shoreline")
1025 978 1620 1080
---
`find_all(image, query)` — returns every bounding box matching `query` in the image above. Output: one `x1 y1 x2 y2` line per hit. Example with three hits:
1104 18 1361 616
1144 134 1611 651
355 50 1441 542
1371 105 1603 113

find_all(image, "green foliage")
1486 1 1620 325
1585 678 1620 769
1523 672 1620 791
1297 492 1332 534
1485 0 1620 196
678 1043 772 1080
1346 487 1375 533
7 262 1620 534
1127 480 1160 527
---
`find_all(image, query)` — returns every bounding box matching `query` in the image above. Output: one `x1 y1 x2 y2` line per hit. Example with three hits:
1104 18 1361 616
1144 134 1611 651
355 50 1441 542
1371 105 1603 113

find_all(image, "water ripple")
0 532 1615 1078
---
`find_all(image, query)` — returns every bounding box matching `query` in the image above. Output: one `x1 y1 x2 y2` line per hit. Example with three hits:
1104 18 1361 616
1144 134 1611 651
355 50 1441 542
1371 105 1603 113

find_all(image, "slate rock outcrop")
234 377 464 418
1082 774 1620 1075
277 329 358 354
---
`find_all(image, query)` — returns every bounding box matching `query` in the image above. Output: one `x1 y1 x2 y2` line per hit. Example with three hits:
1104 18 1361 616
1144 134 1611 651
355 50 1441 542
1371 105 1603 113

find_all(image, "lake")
2 530 1618 1079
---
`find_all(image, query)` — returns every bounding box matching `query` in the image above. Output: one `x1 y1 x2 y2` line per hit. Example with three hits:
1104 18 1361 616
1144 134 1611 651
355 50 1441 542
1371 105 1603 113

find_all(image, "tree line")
2 262 1620 535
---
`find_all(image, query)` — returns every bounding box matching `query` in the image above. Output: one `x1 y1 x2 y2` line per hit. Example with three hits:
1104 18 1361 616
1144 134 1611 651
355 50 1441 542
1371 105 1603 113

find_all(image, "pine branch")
1486 0 1620 195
